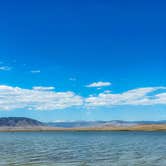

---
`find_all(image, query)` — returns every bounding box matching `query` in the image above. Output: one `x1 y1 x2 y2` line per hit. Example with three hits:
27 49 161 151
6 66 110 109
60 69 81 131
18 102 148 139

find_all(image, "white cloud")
33 86 55 91
69 77 77 81
86 81 111 88
0 66 11 71
85 87 166 107
0 84 166 111
30 70 41 73
0 85 83 111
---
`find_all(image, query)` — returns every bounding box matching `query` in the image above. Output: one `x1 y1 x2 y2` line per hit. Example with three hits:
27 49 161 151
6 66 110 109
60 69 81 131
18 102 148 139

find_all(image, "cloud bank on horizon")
0 84 165 111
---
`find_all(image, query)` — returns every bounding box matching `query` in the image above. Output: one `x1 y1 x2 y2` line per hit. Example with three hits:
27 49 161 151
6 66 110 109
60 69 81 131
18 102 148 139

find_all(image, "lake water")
0 131 166 166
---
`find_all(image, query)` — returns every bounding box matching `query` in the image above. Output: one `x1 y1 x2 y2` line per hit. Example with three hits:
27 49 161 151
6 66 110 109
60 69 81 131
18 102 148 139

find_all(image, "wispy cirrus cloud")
86 81 111 88
33 86 55 91
69 78 76 81
0 66 11 71
30 70 41 74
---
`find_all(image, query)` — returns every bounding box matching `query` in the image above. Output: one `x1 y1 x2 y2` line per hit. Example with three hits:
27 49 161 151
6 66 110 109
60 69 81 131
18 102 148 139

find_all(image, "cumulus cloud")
0 66 11 71
85 87 166 107
0 85 83 111
0 85 166 111
86 81 111 88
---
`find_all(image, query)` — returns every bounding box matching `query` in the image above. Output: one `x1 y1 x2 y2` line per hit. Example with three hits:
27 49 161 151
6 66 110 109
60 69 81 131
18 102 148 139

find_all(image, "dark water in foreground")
0 131 166 166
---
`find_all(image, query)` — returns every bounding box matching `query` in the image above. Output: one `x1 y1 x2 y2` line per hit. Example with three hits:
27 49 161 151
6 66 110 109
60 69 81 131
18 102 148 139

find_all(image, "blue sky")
0 0 166 122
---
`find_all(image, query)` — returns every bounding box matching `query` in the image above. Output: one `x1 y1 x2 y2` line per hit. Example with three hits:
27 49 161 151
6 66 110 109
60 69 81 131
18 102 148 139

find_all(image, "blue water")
0 131 166 166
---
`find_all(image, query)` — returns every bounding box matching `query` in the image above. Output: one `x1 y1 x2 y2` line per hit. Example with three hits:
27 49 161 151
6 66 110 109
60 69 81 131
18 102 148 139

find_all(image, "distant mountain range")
46 120 166 128
1 117 166 131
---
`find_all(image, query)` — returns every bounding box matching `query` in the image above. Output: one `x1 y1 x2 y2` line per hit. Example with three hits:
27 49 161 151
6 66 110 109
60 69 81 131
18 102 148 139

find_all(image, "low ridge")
0 117 44 127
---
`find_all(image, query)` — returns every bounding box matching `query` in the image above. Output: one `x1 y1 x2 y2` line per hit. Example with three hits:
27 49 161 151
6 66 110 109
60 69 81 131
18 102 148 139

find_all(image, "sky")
0 0 166 122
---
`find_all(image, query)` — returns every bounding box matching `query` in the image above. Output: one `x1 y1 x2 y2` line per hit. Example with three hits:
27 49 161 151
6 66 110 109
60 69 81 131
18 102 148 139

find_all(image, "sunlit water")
0 131 166 166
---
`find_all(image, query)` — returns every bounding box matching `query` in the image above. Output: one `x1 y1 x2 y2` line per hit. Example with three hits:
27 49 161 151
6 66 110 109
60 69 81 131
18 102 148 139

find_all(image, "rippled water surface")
0 131 166 166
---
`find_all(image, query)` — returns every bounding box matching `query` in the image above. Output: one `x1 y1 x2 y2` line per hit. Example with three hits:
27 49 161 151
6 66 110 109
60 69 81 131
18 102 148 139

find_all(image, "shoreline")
1 124 166 132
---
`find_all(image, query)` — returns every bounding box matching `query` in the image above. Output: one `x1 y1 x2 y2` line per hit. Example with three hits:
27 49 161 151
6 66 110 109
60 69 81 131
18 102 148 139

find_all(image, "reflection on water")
0 131 166 166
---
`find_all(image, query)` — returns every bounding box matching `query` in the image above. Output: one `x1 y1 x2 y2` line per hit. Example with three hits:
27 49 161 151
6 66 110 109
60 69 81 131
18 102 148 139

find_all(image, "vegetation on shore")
1 124 166 132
